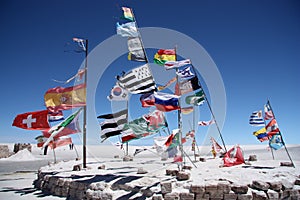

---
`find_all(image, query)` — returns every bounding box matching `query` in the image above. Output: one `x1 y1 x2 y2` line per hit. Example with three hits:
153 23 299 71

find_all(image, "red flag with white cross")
12 110 50 130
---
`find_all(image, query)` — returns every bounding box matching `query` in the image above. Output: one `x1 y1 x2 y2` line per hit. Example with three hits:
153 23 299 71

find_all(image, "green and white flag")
42 108 82 148
185 89 205 106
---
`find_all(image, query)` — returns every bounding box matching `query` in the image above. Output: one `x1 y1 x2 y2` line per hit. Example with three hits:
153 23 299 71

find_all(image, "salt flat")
0 143 299 199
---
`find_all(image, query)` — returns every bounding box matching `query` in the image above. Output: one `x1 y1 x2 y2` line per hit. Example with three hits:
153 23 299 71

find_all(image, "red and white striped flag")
198 119 215 126
211 137 223 153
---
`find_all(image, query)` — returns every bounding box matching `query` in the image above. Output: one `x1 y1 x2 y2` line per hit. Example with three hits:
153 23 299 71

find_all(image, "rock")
224 191 237 200
177 171 190 181
231 184 248 194
267 181 282 191
199 157 206 162
281 179 294 190
0 145 10 158
217 181 231 194
179 192 194 200
166 169 178 176
123 155 133 161
280 162 294 167
252 180 269 191
252 189 267 200
98 164 105 170
152 194 163 200
248 155 257 161
205 183 223 199
182 165 192 170
161 181 172 194
114 155 119 158
137 167 148 174
267 189 279 199
294 179 300 185
164 192 179 200
190 184 205 194
72 164 82 171
238 192 253 200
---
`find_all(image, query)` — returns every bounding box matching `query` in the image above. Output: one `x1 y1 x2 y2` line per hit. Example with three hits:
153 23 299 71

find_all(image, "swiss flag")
12 110 50 130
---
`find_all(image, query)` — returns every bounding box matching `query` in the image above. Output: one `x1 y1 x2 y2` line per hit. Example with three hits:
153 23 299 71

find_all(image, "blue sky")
1 0 300 147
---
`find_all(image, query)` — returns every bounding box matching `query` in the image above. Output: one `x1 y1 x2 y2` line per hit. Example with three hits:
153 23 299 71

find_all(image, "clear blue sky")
1 0 299 147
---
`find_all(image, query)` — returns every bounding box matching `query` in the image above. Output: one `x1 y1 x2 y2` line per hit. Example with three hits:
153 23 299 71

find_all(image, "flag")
185 89 205 106
264 102 274 120
154 92 180 112
157 77 177 91
117 64 156 94
12 110 50 130
122 7 134 21
48 136 72 149
72 37 86 52
127 37 146 62
269 133 284 150
116 22 138 37
266 119 280 136
198 119 215 126
253 127 269 142
176 65 195 79
107 84 128 101
164 59 191 70
97 109 128 141
211 137 223 153
153 49 176 65
48 111 64 122
42 110 81 139
140 93 155 107
175 76 201 95
52 68 85 84
249 110 265 126
42 108 82 148
35 135 47 148
181 106 194 115
133 148 147 156
44 83 86 112
121 110 167 143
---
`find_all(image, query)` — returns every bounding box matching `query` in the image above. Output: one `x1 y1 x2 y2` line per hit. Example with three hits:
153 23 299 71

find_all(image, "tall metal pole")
83 39 88 168
174 46 184 165
190 64 227 152
267 100 295 167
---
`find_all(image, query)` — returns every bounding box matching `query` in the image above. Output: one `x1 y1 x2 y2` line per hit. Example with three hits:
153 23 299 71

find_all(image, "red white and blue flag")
264 103 274 120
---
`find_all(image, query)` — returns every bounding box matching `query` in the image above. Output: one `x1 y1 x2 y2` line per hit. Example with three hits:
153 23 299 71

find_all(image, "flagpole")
262 109 275 160
130 8 149 63
267 100 295 167
174 46 184 167
126 99 129 156
190 64 227 152
83 39 88 168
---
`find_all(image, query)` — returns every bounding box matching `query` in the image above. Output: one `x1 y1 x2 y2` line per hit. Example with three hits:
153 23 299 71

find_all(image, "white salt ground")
0 143 299 199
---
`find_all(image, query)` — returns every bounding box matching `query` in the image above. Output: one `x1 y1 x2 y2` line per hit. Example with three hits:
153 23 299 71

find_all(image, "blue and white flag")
269 133 283 150
116 22 138 37
176 65 195 79
249 110 265 126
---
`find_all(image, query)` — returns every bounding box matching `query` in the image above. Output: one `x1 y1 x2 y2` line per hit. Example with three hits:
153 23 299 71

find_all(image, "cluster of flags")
249 101 283 150
12 38 87 151
96 6 218 164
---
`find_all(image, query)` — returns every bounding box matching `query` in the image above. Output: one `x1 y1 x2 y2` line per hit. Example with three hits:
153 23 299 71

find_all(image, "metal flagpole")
83 39 88 168
174 46 185 167
267 100 295 168
190 64 227 152
262 107 275 160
